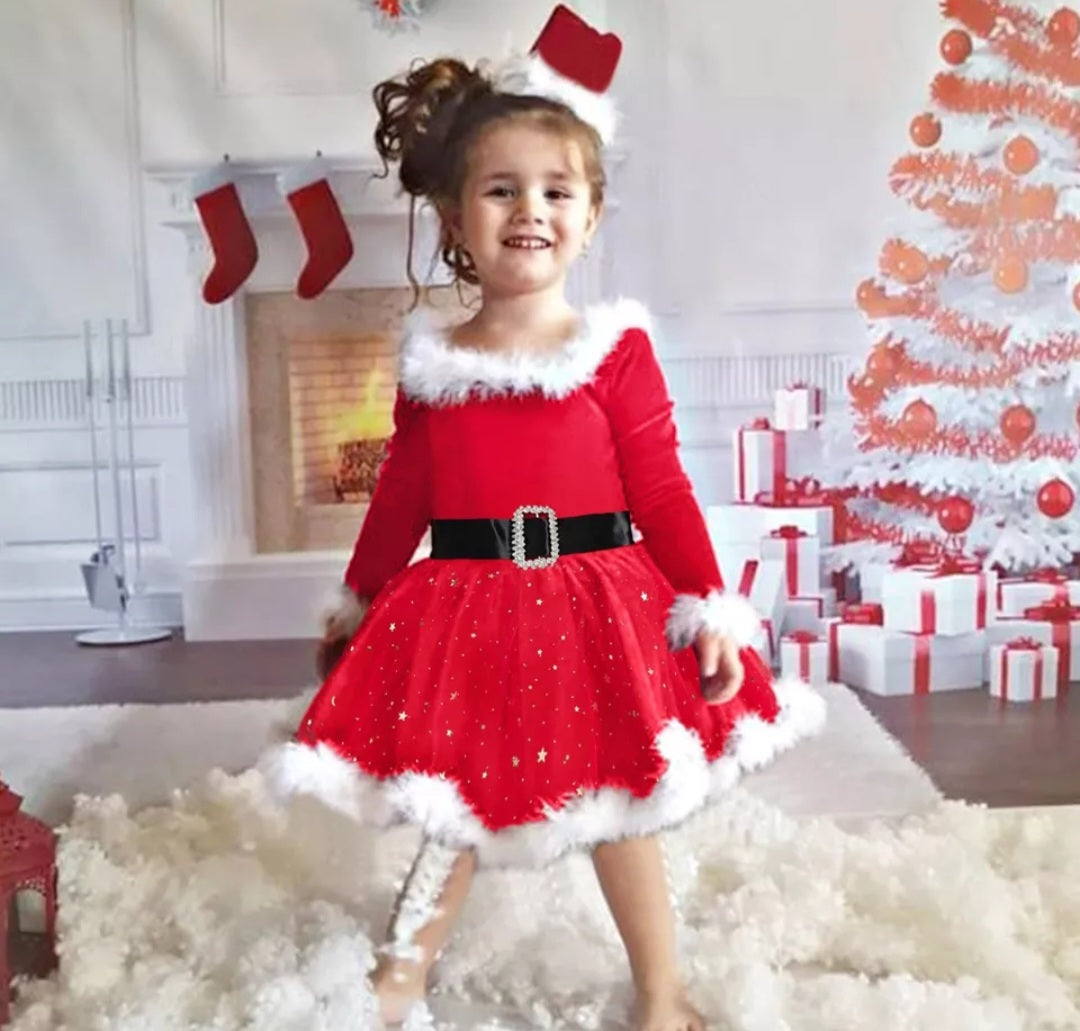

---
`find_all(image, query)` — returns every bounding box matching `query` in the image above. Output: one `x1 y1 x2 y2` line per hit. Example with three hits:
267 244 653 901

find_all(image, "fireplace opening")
246 285 467 554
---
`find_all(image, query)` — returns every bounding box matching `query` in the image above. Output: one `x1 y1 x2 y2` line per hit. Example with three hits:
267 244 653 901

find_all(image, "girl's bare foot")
371 958 426 1026
634 987 706 1031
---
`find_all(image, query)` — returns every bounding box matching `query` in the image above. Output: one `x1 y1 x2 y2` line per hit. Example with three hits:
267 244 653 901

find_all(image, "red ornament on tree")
1000 404 1036 445
882 241 930 285
910 113 942 148
901 399 937 440
848 373 884 409
1047 7 1080 47
937 496 974 534
1037 478 1075 518
1073 280 1080 312
940 28 972 64
1003 135 1039 175
994 254 1029 294
864 345 899 387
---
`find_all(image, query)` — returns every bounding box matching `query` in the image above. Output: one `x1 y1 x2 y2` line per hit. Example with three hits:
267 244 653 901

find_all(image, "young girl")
267 7 824 1029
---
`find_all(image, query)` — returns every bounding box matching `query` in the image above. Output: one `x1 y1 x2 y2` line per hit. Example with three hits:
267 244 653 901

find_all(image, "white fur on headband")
489 53 618 145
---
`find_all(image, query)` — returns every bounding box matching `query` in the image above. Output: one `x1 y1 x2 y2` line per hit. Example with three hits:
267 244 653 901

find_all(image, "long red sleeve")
343 389 430 600
601 328 761 649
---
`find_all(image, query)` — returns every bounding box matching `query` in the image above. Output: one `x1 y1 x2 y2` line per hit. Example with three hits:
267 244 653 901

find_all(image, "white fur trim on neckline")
258 677 825 869
398 297 652 406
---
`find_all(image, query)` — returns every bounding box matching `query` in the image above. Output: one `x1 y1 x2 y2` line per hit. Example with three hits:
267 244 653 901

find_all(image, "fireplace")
145 155 613 640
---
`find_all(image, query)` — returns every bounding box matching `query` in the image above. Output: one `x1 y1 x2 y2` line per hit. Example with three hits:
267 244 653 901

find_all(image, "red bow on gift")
1029 568 1067 584
1023 598 1080 622
931 555 982 576
841 602 883 625
770 524 807 539
898 539 941 566
744 417 771 430
785 630 820 643
1005 637 1042 651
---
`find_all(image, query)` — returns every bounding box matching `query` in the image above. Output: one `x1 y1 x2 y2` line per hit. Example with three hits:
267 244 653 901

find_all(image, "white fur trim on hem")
257 677 825 869
666 591 763 651
398 297 653 406
489 53 618 145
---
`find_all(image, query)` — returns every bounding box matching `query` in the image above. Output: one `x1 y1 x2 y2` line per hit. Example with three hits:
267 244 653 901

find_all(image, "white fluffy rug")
6 688 1078 1029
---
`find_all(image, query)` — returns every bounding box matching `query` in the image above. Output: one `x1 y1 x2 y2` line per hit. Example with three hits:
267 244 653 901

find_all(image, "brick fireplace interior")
246 285 467 553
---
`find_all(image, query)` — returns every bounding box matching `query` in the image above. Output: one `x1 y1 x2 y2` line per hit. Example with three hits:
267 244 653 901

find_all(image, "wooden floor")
1 631 1077 808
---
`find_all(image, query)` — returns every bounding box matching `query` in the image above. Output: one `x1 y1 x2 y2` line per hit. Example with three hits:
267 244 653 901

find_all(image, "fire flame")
332 365 394 445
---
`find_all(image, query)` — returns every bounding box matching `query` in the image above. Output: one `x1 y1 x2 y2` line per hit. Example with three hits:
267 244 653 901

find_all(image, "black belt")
430 509 633 569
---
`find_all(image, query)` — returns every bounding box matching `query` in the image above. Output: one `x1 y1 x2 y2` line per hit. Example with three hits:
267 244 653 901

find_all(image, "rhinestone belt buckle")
511 505 560 570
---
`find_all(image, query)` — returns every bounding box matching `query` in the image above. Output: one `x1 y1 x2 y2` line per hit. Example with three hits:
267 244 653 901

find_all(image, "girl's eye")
487 186 515 198
546 190 571 200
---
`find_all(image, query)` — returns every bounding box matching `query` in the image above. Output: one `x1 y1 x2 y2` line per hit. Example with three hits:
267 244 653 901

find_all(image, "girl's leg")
592 834 705 1031
373 839 477 1024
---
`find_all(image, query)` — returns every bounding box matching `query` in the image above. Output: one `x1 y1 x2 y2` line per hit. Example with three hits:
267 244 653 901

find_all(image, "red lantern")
910 113 942 148
1048 7 1080 46
937 496 974 534
940 28 973 64
1037 478 1075 519
0 781 59 1025
900 399 937 441
1000 404 1036 446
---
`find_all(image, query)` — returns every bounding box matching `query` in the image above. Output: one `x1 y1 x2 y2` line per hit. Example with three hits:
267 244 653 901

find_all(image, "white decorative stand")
76 319 172 647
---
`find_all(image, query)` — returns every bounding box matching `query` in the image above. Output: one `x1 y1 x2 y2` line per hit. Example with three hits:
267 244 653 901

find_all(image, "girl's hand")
316 590 370 680
694 630 744 704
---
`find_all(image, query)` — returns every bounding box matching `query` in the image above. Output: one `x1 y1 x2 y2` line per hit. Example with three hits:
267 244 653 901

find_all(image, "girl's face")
449 122 600 298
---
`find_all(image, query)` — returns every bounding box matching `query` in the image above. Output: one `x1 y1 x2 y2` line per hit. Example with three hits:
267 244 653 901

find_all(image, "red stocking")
280 158 354 299
191 165 258 304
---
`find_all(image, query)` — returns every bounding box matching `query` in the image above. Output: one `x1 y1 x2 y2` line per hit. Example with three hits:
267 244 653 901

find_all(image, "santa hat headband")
488 5 623 146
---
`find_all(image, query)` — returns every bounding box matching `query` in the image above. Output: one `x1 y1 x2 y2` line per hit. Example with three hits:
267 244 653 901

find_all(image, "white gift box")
781 589 838 636
988 612 1080 688
995 576 1080 618
731 426 823 503
760 527 821 597
882 568 995 637
737 558 786 642
988 642 1059 702
837 624 986 696
708 503 834 548
859 562 891 605
774 385 824 430
780 634 829 685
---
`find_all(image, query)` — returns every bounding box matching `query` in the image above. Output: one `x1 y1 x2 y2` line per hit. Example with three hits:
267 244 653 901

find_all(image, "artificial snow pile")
9 770 1080 1031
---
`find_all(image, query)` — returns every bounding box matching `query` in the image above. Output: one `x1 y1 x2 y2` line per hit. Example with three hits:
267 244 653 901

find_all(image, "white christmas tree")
826 0 1080 573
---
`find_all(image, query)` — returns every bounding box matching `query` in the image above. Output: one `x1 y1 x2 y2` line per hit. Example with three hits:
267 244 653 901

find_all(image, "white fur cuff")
323 585 370 638
666 591 763 651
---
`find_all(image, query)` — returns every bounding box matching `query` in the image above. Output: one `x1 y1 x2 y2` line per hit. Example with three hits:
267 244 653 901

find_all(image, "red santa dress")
264 299 825 868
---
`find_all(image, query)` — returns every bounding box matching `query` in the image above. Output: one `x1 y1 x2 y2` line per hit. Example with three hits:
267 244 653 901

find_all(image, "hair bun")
373 57 491 201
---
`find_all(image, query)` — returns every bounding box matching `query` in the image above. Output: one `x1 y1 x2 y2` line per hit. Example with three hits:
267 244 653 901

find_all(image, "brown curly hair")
372 57 605 295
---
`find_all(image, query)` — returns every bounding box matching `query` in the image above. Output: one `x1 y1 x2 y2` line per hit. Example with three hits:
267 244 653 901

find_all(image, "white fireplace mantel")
145 152 625 640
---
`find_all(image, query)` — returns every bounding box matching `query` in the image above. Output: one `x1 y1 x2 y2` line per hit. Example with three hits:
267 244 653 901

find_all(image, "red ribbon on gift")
784 630 820 680
841 602 883 625
1028 568 1069 605
769 524 808 596
913 634 931 695
1022 599 1078 691
897 539 941 567
999 638 1045 702
827 620 840 681
924 557 988 629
